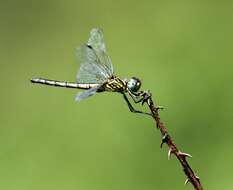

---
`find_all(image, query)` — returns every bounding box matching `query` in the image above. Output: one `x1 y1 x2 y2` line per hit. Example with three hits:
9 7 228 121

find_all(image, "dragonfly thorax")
103 77 126 92
127 77 141 92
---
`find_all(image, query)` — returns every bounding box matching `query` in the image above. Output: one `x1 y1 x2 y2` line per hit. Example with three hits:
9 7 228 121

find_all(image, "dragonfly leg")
127 90 151 104
122 93 152 116
130 90 164 109
127 90 143 103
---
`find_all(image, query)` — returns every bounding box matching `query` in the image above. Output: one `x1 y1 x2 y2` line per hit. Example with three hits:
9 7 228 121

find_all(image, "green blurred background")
1 0 233 189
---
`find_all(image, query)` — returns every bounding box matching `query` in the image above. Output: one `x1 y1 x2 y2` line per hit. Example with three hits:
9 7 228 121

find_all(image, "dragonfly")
31 28 152 116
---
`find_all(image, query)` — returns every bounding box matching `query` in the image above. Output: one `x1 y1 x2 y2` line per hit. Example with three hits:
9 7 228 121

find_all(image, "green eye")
127 77 141 92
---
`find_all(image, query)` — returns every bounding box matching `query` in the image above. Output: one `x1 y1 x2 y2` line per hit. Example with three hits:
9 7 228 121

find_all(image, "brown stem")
145 94 203 190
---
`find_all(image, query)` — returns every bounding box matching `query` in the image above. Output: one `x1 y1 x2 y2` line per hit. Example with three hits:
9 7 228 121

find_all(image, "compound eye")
127 78 141 92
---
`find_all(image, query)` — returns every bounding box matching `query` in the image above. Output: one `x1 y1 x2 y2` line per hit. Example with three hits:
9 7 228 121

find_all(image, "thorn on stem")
195 174 200 181
178 151 192 158
168 148 175 160
184 178 190 185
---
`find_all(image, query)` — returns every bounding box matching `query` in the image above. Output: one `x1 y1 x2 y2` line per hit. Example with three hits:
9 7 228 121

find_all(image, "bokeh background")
1 0 233 189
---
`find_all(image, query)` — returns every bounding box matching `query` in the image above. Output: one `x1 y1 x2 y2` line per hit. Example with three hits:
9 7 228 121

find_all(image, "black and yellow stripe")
104 77 126 92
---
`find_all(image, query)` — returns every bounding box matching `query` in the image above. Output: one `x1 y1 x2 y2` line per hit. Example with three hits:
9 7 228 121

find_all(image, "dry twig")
141 91 203 190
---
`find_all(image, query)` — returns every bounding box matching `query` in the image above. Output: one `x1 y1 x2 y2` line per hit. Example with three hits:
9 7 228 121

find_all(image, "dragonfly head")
127 77 141 92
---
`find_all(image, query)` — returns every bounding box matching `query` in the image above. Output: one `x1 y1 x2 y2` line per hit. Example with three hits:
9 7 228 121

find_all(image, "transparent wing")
76 44 110 83
87 28 114 76
76 28 114 84
88 28 106 52
75 86 99 102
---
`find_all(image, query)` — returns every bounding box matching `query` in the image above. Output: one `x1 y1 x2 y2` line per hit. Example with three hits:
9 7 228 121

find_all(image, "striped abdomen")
30 77 99 89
